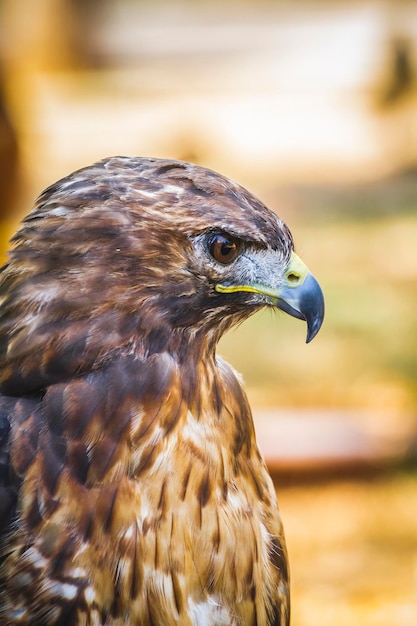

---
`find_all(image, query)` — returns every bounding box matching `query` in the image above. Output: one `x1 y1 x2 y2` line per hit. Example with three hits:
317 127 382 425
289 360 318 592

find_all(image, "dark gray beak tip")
305 304 324 343
277 272 325 343
303 274 325 343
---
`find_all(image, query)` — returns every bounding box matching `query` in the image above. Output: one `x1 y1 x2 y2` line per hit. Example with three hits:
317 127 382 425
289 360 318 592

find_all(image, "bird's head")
0 157 324 392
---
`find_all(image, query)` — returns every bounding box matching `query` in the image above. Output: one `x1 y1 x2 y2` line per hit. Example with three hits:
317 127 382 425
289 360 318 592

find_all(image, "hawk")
0 157 324 625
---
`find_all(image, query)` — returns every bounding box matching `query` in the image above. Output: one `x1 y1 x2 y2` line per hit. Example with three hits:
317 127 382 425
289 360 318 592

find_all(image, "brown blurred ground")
277 472 417 626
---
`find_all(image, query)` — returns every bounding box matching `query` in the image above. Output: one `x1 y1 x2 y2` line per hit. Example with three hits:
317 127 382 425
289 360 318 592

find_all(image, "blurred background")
0 0 416 624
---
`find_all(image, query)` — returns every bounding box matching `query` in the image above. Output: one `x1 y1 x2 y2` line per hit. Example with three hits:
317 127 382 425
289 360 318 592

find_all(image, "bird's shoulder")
0 352 289 625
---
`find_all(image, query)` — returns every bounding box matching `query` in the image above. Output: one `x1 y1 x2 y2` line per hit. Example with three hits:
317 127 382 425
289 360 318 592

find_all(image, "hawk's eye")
208 234 240 265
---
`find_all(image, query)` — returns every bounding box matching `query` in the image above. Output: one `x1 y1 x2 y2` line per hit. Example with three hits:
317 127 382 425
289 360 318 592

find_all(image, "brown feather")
0 157 292 625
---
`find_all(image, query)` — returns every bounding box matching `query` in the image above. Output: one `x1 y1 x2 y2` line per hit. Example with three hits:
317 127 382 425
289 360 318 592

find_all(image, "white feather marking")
131 188 158 199
182 411 214 447
60 583 78 600
188 597 234 626
69 567 87 578
123 524 134 540
45 205 70 217
24 547 48 570
84 586 96 604
163 184 185 194
11 608 27 619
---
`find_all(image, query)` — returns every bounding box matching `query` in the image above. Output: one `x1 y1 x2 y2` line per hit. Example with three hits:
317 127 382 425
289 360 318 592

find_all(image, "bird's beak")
215 251 324 343
275 252 324 343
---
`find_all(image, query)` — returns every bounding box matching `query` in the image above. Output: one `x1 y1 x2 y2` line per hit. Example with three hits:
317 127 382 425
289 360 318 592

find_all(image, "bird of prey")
0 157 324 626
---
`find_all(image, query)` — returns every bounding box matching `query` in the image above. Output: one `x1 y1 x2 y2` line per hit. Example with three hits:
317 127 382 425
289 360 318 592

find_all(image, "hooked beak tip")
277 271 325 343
